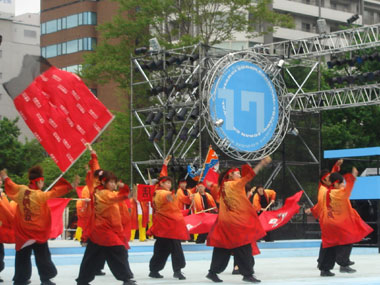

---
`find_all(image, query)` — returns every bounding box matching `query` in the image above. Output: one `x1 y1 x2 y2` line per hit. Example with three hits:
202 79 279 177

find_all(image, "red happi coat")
318 174 373 248
0 193 17 243
148 187 189 240
90 188 130 249
4 177 71 251
207 164 266 250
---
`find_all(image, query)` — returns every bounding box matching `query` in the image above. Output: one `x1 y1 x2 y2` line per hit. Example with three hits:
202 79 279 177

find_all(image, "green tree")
80 0 294 88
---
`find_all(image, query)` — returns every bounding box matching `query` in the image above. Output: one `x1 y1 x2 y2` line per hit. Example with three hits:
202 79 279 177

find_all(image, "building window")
0 50 2 58
0 72 2 79
41 38 97 59
24 29 37 38
302 22 311 32
41 12 97 35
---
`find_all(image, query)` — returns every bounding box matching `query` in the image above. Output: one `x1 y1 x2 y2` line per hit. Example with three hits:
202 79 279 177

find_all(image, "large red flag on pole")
3 55 114 173
259 190 304 232
184 213 218 234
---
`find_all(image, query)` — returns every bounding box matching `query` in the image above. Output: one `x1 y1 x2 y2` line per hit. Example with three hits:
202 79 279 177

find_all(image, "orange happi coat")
192 192 216 213
90 188 130 249
207 164 266 249
318 174 373 248
253 189 276 212
0 193 17 243
148 187 189 240
4 177 71 250
176 188 192 210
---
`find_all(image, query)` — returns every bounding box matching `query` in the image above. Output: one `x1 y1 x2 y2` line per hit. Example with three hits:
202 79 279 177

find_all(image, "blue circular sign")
210 61 279 152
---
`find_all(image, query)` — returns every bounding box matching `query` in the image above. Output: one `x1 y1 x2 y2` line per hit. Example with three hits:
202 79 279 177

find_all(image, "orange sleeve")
45 177 73 200
89 153 100 172
207 193 217 210
266 189 276 201
236 164 256 188
253 194 261 212
104 191 129 204
342 173 356 198
176 189 191 205
3 177 22 201
331 160 341 173
0 194 15 221
159 164 168 177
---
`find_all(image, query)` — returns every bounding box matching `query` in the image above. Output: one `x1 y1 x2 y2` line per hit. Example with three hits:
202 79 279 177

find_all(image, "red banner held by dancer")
3 55 114 173
259 190 304 232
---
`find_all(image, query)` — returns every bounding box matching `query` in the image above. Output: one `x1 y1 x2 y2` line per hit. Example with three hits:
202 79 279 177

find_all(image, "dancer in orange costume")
206 157 271 283
148 176 189 280
0 167 75 285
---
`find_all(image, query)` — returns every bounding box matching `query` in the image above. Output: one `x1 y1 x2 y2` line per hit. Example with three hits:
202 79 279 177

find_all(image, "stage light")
154 128 164 141
149 129 158 141
155 59 164 70
151 86 164 96
146 60 157 70
176 82 188 91
288 127 299 136
178 55 188 64
190 107 199 119
317 18 327 34
276 59 285 69
145 112 155 124
190 125 199 138
190 53 199 62
167 57 180 65
214 119 224 127
164 84 174 95
177 108 188 120
347 14 359 24
152 111 163 124
364 72 375 81
179 127 189 141
134 47 148 55
191 80 199 89
165 127 176 141
166 108 176 120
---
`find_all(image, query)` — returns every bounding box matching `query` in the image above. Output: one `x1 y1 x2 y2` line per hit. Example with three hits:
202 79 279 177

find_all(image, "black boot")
320 270 335 277
40 280 56 285
173 271 186 280
340 266 356 273
149 271 163 278
242 275 261 283
123 280 136 285
95 270 106 276
206 272 223 283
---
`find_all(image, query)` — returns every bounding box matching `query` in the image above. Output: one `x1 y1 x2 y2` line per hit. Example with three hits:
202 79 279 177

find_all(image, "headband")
226 168 239 177
320 173 330 182
30 177 44 183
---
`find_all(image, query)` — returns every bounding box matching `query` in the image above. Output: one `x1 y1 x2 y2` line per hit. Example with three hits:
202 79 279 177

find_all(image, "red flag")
203 167 219 185
184 213 217 234
259 191 303 232
76 186 84 198
4 56 114 172
137 184 155 202
47 198 71 238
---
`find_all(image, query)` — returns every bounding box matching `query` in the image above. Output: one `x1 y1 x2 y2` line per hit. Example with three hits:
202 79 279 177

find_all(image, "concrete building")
40 0 122 111
0 0 40 140
217 0 380 50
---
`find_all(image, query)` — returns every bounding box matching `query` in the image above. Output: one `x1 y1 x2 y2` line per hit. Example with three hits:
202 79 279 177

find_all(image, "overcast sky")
15 0 40 15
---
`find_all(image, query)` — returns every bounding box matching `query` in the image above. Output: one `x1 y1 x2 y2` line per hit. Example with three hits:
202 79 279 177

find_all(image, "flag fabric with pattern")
187 146 219 182
184 213 217 234
259 190 303 232
3 55 114 172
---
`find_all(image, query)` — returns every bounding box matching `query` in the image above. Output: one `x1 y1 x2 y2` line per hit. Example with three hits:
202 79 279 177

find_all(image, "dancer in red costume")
206 156 271 283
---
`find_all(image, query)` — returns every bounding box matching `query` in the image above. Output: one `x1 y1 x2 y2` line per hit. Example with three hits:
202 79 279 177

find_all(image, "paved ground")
1 240 380 285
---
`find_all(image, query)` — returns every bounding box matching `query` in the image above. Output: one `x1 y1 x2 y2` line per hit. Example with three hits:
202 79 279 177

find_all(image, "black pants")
0 243 4 273
195 233 208 244
210 244 254 277
318 243 353 271
13 242 57 284
149 237 186 273
76 240 133 284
